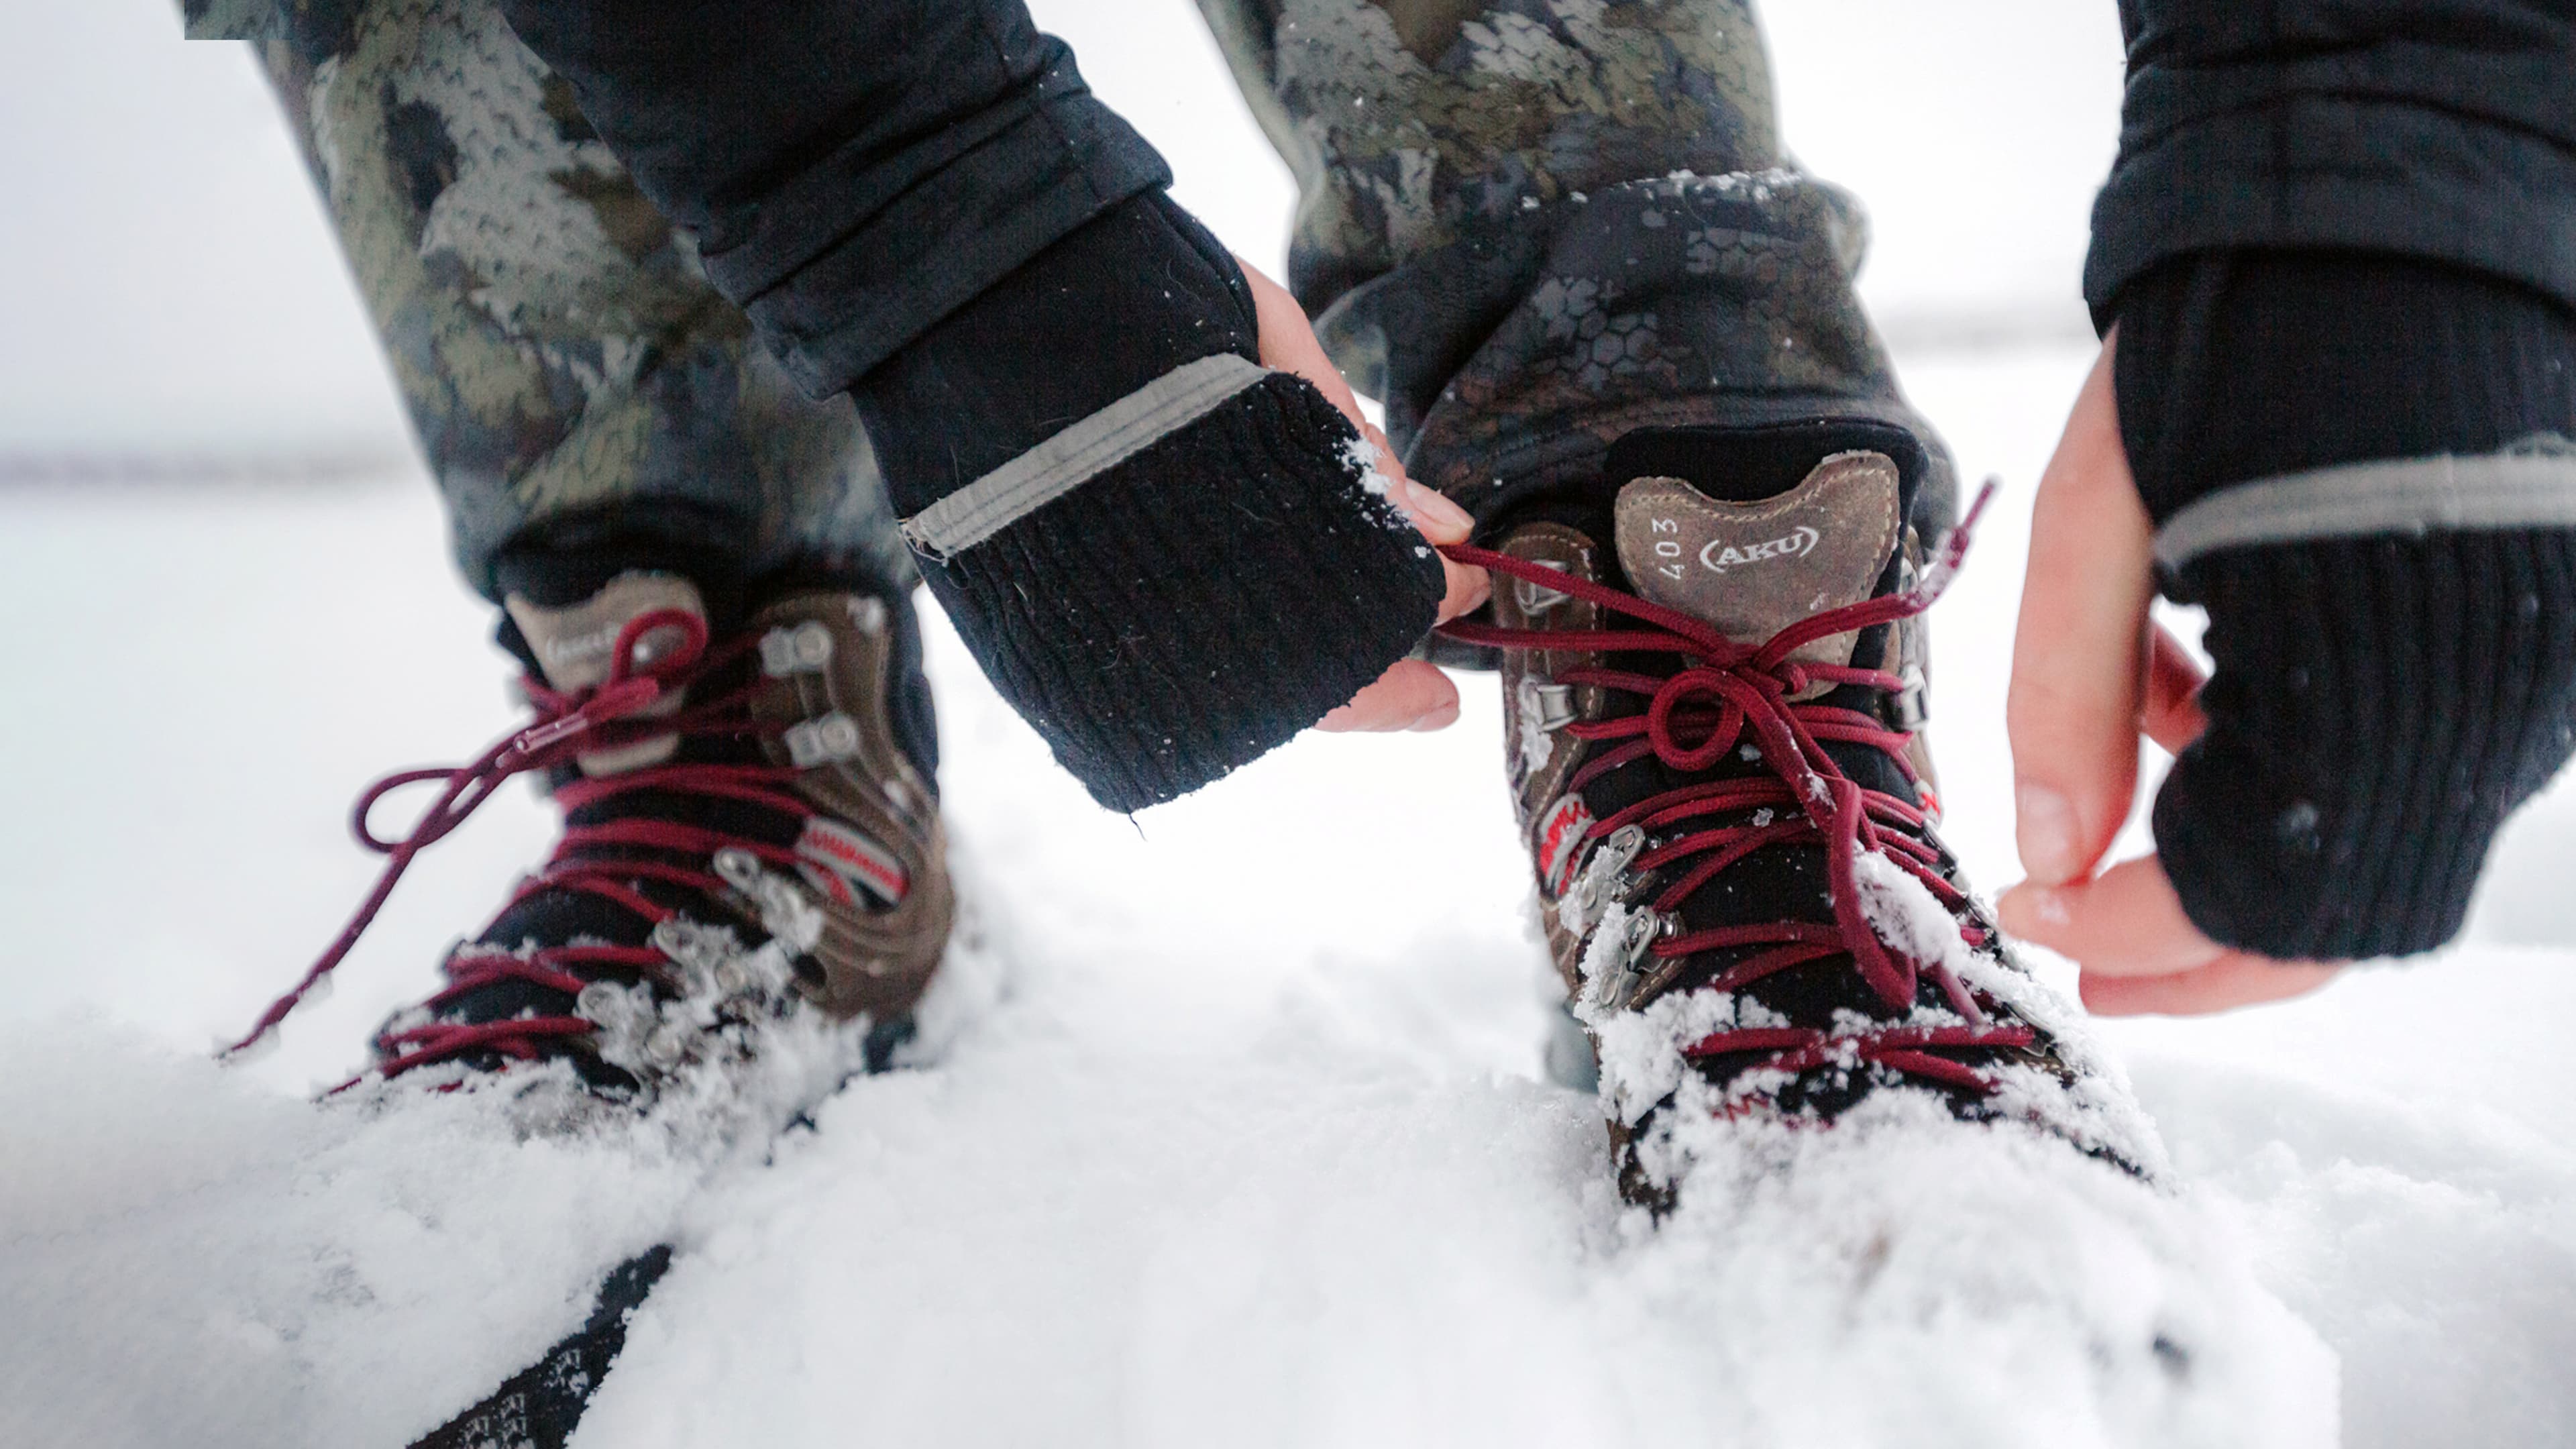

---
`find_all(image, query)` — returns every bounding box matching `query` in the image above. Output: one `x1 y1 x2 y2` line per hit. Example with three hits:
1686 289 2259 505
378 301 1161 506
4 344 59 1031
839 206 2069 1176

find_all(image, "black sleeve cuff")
490 0 1170 397
2084 1 2576 325
724 89 1169 396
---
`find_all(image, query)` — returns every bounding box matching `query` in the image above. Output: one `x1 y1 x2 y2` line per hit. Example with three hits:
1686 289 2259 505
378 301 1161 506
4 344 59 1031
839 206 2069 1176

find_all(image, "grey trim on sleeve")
2153 443 2576 572
898 354 1270 559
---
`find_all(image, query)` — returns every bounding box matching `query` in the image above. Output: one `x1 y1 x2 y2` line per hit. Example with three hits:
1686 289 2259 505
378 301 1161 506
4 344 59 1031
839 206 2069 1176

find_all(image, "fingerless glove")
851 193 1446 810
2116 251 2576 959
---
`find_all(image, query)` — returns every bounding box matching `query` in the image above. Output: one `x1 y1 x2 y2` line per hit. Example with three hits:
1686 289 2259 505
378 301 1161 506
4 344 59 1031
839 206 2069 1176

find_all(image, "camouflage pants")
194 0 903 598
1209 0 1946 529
189 0 1936 599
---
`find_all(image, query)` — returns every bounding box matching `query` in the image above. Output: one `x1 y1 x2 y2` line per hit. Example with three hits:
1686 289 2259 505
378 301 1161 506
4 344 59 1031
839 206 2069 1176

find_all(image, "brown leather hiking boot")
1443 445 2150 1210
232 571 955 1120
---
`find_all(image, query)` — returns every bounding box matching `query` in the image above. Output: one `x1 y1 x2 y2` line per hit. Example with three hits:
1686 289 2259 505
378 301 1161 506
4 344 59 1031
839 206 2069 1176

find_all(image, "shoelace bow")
1437 483 2034 1095
225 608 808 1081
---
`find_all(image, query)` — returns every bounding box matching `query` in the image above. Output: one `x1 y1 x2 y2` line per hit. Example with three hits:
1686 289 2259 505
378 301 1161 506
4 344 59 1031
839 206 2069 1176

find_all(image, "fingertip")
1995 882 2028 933
1994 881 2073 942
1320 660 1456 733
1401 478 1474 542
1994 855 2235 980
2075 971 2135 1017
1437 559 1491 625
2077 956 2342 1017
2076 965 2183 1017
2012 782 2088 886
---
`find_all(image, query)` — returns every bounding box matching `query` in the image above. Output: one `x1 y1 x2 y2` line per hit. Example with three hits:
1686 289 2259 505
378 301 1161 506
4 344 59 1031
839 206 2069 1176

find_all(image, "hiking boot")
233 570 955 1124
1441 427 2147 1210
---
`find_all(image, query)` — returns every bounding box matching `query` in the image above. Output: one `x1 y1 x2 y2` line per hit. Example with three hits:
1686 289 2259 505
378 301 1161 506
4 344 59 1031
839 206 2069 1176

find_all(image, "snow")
0 1028 699 1445
1851 847 1980 983
4 368 2571 1443
5 1 2575 1444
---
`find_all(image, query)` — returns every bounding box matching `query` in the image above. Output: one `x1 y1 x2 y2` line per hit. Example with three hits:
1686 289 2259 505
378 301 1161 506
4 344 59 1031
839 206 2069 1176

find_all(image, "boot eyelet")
761 621 836 676
784 712 863 767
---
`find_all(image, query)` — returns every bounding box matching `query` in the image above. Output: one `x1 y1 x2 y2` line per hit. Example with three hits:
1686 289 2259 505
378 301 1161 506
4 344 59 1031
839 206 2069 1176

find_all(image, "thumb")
1236 255 1371 432
2007 332 2157 885
1236 253 1487 625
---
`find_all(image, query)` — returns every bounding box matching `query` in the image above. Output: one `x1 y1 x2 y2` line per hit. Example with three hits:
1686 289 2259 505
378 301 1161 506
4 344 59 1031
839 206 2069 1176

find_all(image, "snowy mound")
1602 1105 2331 1448
0 906 1006 1449
0 1018 694 1445
0 902 2332 1449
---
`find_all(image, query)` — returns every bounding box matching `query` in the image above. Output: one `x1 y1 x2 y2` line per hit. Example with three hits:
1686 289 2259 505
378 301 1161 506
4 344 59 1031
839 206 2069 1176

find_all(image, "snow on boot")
1442 444 2156 1211
232 570 957 1138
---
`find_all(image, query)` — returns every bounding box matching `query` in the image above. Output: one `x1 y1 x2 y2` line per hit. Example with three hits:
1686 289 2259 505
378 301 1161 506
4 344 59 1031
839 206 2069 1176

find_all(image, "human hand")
1995 333 2345 1015
1235 257 1490 733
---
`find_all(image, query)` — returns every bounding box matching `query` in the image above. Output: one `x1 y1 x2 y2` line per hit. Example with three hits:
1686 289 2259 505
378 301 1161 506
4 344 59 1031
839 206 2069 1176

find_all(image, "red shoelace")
225 608 810 1081
1436 483 2034 1095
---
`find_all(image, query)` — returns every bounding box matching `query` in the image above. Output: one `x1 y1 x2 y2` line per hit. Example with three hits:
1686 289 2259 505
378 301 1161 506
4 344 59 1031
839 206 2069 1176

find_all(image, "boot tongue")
503 572 706 776
1611 449 1902 669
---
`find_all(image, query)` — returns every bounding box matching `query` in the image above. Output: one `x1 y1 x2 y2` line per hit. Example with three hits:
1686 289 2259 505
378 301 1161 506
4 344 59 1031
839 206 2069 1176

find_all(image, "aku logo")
1701 525 1822 574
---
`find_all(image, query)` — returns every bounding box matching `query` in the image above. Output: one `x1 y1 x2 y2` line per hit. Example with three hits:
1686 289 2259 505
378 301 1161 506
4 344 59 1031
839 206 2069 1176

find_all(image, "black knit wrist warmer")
922 372 1438 810
2151 530 2576 957
2116 250 2576 959
852 191 1444 812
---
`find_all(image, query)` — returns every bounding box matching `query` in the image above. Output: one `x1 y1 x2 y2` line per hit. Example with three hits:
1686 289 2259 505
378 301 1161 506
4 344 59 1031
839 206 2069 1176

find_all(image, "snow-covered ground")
5 2 2575 1446
5 343 2572 1447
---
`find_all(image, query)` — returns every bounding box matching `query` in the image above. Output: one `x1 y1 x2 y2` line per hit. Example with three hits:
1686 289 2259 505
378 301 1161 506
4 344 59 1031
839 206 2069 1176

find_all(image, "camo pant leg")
1196 0 1953 529
184 0 910 600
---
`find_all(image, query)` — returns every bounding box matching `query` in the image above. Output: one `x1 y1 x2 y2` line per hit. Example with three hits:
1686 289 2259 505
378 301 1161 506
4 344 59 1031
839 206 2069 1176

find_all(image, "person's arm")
2002 0 2576 1006
483 0 1484 810
2084 0 2576 327
491 0 1165 396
